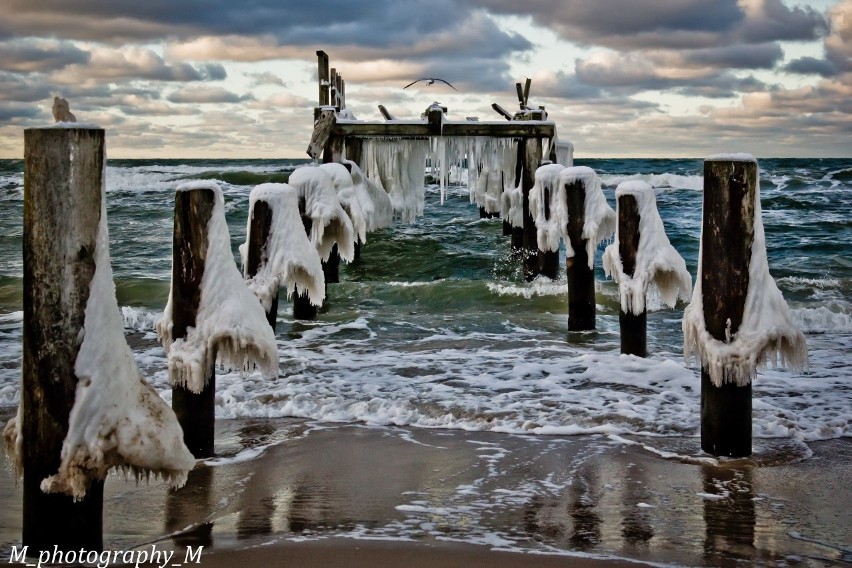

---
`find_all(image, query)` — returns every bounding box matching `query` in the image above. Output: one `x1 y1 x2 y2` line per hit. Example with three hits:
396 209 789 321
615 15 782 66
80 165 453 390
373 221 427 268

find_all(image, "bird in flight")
403 78 457 91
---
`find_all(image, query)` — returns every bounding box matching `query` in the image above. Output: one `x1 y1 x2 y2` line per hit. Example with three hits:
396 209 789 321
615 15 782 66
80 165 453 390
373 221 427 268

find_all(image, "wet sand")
1 414 850 567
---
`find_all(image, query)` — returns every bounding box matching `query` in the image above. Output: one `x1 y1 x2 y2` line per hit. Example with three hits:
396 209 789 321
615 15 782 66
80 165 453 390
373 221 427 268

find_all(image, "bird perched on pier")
403 77 457 91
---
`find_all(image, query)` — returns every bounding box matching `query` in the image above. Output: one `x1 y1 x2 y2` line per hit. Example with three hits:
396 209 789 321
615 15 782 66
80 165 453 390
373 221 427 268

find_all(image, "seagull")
403 77 457 91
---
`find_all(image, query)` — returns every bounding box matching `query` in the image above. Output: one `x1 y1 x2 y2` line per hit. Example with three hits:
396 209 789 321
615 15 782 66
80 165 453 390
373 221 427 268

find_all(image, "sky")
0 0 849 159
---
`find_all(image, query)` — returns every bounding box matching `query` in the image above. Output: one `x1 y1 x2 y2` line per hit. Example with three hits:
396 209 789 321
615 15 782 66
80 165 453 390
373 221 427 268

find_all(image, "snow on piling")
602 181 692 356
240 183 326 330
528 164 615 328
683 154 807 457
156 181 277 456
5 127 193 552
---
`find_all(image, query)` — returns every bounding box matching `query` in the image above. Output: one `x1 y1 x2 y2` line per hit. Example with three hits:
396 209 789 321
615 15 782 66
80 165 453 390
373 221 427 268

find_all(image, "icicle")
682 160 808 386
601 181 692 315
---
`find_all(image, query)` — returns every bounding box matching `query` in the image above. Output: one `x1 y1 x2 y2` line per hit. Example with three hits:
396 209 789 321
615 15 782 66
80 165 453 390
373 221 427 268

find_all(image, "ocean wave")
487 279 568 298
792 304 852 333
599 173 703 191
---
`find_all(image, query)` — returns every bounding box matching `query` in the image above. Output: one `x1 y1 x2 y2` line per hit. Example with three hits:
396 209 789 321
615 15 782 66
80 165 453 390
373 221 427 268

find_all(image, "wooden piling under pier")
170 187 217 458
618 194 647 357
22 127 106 552
700 157 756 458
245 199 279 331
565 179 596 331
293 214 319 320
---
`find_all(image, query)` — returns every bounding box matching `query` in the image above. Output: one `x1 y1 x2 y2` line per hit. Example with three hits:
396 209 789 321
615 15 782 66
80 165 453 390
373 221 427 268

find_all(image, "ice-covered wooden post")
603 181 691 358
289 167 355 320
244 199 279 329
699 156 753 456
159 182 277 457
560 167 615 331
564 174 595 329
617 194 646 356
521 137 558 280
169 188 217 457
684 154 806 457
19 127 105 552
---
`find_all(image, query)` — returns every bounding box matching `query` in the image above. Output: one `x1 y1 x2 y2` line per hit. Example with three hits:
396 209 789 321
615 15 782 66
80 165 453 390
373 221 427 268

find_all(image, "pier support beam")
565 178 596 331
521 137 558 280
22 127 105 552
618 194 646 356
244 199 279 331
170 187 217 458
293 215 319 320
700 157 756 458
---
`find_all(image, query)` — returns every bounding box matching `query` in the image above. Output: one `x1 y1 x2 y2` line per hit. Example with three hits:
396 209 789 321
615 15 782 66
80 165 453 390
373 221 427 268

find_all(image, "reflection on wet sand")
701 465 756 564
166 466 214 548
7 420 836 567
620 462 653 547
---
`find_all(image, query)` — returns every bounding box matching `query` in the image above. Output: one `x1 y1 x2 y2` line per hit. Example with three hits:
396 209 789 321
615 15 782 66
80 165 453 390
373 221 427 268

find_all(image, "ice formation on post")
361 139 430 223
4 174 196 501
561 167 615 267
529 164 570 254
319 162 372 244
345 159 394 232
471 139 516 215
683 155 807 386
239 183 325 309
526 166 615 267
288 166 356 262
156 181 278 394
602 181 692 315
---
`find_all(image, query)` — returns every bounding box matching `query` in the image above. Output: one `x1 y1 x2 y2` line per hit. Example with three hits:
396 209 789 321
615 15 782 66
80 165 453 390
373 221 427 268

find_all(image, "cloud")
783 1 852 77
476 0 825 50
49 46 228 84
167 86 254 104
249 71 286 87
0 38 90 72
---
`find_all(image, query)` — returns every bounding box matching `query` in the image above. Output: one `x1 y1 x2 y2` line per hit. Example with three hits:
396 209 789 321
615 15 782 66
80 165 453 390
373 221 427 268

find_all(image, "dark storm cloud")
475 0 825 50
0 103 42 122
784 56 838 76
683 43 784 69
0 39 90 73
0 72 53 102
2 0 529 58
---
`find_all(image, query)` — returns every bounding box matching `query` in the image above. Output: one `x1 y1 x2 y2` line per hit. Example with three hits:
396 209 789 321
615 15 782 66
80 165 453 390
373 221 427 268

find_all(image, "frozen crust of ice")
682 165 807 386
602 181 692 315
157 181 278 394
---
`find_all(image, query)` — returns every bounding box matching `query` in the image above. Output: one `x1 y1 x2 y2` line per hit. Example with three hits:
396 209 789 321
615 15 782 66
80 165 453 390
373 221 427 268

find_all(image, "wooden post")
316 51 329 107
565 178 596 330
244 199 278 331
521 137 557 280
170 187 216 458
510 141 524 250
617 194 646 356
700 157 756 457
22 127 105 553
293 213 318 320
346 138 363 169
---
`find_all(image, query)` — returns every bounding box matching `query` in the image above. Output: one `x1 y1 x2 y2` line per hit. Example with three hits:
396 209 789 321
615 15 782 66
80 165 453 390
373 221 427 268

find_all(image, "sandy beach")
1 411 849 567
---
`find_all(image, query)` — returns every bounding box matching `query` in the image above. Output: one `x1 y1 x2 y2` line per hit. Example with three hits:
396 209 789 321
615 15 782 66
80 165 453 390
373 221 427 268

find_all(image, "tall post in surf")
617 193 647 356
169 187 217 458
292 199 318 320
21 127 105 552
700 157 756 457
565 177 596 330
244 199 279 330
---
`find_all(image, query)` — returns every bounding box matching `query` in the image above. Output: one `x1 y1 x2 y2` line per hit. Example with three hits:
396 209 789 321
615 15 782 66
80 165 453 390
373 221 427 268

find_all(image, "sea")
0 157 849 443
1 156 850 565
